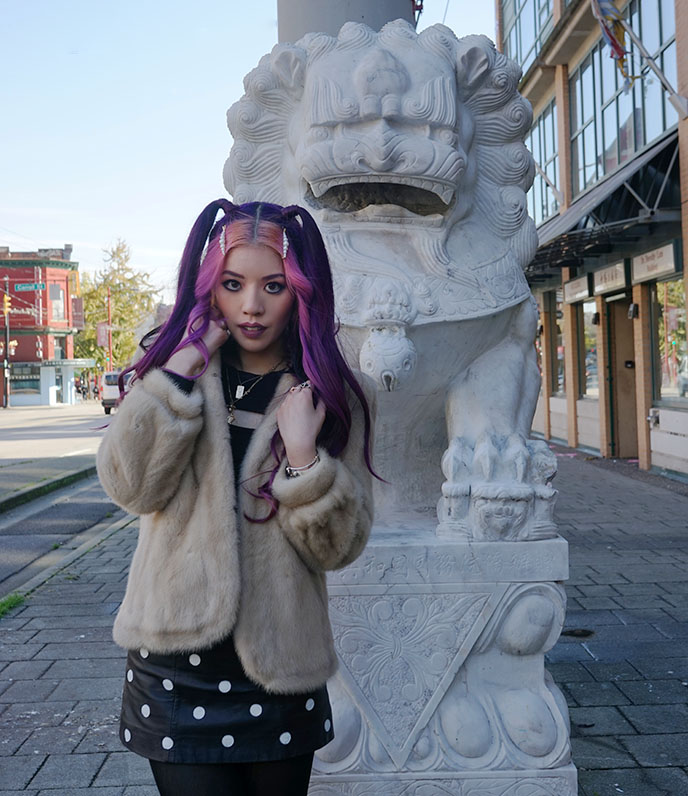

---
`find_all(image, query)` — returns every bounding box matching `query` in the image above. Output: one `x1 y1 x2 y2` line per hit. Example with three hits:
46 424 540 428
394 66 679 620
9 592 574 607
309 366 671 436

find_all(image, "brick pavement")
0 450 687 794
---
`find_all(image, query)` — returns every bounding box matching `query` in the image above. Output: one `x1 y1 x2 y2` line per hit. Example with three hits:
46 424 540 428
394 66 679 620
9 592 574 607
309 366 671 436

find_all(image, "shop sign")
593 262 627 295
631 243 676 284
563 274 592 304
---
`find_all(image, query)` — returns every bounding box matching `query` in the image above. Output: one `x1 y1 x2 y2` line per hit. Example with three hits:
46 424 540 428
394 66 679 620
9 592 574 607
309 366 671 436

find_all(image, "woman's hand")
164 317 230 378
277 382 326 467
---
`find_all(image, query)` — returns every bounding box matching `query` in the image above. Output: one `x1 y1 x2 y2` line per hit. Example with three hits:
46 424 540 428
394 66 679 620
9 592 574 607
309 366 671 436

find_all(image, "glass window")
660 0 675 42
653 278 687 403
527 99 559 226
501 0 553 72
10 364 40 395
581 301 599 397
555 293 565 394
49 284 65 321
640 0 660 56
568 0 677 198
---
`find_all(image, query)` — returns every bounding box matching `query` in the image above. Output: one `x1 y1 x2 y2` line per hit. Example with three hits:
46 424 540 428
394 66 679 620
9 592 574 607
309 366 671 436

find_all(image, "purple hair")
121 200 377 519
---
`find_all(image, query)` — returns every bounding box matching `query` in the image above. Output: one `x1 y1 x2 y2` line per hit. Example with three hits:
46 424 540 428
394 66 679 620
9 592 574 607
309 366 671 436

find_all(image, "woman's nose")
242 287 264 316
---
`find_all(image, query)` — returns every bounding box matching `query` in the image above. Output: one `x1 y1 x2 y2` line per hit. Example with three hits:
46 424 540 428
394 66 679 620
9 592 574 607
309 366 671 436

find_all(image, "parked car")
101 371 131 414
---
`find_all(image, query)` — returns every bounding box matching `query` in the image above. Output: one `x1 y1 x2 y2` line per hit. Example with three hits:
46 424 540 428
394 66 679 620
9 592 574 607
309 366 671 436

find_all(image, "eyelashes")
220 280 286 294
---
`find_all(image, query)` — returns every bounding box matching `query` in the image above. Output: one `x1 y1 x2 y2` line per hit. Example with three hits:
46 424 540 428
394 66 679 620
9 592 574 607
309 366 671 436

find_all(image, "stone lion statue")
224 20 557 541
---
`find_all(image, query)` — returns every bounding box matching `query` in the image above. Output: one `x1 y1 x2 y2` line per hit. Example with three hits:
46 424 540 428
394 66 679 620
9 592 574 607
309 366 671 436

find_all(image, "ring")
299 380 311 389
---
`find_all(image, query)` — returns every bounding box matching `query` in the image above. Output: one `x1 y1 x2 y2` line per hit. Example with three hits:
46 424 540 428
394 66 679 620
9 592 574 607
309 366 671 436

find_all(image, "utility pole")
277 0 415 42
3 275 10 408
107 286 113 367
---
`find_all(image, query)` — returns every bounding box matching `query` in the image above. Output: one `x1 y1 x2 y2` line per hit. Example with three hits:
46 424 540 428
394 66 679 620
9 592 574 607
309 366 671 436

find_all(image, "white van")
101 370 131 414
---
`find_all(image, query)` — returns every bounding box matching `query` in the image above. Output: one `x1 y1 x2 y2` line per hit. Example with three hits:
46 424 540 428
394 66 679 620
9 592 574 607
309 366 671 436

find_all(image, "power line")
442 0 451 24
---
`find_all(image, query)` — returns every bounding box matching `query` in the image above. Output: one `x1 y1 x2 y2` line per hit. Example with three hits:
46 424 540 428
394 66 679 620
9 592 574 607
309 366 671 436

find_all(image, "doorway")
606 296 638 458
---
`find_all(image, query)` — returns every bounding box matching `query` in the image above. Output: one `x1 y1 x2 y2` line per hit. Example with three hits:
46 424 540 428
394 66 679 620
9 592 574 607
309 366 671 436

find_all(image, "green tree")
75 240 160 370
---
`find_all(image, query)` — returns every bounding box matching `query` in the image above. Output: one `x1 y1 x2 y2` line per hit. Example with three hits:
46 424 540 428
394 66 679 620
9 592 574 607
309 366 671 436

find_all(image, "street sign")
15 282 46 292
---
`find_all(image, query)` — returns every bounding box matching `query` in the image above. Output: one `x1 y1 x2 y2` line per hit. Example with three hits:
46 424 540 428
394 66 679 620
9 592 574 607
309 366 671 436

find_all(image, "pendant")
235 385 245 399
227 407 235 425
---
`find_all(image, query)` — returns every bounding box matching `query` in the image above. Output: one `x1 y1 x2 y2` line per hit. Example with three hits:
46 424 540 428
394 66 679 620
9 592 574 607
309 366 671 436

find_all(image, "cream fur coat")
96 354 376 694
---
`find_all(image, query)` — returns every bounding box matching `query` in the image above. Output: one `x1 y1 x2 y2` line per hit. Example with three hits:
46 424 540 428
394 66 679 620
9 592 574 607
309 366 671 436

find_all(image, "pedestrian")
96 200 377 796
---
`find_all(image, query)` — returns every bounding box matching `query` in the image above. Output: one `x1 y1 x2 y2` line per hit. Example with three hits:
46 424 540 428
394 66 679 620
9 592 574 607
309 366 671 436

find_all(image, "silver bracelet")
285 453 320 478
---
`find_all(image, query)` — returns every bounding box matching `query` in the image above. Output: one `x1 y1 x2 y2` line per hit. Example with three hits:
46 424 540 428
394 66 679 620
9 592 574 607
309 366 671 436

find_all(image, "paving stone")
44 658 125 680
653 621 688 639
582 640 688 663
631 657 688 679
564 609 622 627
620 703 688 735
579 766 688 796
28 752 107 788
564 681 631 707
547 662 595 683
0 679 59 703
93 752 156 787
1 701 75 728
545 643 596 663
34 641 123 660
616 679 688 705
569 706 636 736
611 595 677 610
611 607 674 623
74 726 124 753
570 736 636 769
623 733 688 767
0 725 33 756
0 643 44 662
581 661 642 682
30 627 114 644
17 726 85 755
0 630 38 645
0 661 53 680
0 755 46 789
18 603 119 618
48 677 123 702
123 788 158 796
37 789 122 796
61 699 121 730
577 596 623 610
23 616 115 631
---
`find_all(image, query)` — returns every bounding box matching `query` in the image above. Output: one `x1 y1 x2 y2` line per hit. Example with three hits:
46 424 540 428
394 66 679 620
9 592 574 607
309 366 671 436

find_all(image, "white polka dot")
162 736 174 750
249 703 263 717
162 679 174 691
189 654 201 666
222 734 234 748
126 669 133 683
193 706 206 720
141 704 151 718
139 648 149 659
279 732 292 745
123 728 131 743
218 680 232 693
305 698 315 711
324 719 331 732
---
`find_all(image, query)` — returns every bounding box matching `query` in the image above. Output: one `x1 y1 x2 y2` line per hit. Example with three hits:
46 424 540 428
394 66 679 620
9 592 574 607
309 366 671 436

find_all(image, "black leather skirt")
120 634 334 763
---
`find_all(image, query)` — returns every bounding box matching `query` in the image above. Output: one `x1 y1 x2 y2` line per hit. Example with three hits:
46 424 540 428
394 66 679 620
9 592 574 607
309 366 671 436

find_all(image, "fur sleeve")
96 368 204 515
271 375 377 571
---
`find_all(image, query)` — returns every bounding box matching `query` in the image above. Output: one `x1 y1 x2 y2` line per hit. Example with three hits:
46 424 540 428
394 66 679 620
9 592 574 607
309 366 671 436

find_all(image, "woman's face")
214 244 295 368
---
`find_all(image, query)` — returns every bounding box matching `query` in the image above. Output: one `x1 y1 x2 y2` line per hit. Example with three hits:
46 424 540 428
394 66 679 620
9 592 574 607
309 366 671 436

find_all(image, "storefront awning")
537 129 679 247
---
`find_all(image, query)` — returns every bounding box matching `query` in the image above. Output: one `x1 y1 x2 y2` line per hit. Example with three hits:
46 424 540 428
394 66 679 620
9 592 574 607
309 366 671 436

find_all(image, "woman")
97 199 377 796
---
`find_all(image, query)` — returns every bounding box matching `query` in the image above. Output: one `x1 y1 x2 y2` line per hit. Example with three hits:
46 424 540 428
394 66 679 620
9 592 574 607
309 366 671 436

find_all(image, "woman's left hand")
277 382 326 467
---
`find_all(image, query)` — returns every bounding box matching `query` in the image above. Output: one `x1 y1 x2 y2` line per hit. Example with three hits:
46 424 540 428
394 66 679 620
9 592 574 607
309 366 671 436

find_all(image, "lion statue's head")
225 20 537 382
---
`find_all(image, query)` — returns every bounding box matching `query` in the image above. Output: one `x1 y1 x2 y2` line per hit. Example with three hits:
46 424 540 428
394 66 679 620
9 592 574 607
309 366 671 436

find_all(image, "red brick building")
1 245 91 405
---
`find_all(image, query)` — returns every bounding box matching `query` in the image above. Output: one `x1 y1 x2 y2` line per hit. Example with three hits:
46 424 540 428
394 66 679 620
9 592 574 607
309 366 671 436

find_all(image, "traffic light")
2 294 10 315
8 340 17 356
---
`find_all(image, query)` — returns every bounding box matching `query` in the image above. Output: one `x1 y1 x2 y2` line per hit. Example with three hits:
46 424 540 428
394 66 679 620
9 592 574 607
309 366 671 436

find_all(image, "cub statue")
224 19 557 541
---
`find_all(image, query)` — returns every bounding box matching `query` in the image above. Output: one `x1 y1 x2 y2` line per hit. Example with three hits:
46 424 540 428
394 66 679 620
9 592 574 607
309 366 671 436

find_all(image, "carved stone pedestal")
311 522 576 795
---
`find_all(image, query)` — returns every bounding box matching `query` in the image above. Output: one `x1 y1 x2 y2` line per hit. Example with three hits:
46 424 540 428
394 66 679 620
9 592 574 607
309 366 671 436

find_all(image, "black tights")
149 753 314 796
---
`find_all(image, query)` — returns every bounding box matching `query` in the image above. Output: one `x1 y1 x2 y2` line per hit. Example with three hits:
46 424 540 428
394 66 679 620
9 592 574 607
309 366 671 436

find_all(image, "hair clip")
199 246 208 266
219 226 227 256
282 229 289 259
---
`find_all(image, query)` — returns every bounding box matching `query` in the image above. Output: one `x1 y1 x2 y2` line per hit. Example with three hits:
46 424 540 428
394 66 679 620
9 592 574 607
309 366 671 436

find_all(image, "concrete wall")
651 408 688 475
549 396 567 441
576 398 600 452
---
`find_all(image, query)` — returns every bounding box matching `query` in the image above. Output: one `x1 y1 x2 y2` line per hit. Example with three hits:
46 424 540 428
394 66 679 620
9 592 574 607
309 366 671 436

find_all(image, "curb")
0 465 97 514
0 512 137 602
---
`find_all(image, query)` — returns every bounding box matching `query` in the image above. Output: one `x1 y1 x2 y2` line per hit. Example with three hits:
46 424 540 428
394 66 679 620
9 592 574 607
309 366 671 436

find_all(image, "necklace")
223 359 285 425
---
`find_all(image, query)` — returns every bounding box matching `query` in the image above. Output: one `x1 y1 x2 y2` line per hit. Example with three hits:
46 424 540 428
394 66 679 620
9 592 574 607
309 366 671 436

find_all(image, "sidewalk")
1 449 688 794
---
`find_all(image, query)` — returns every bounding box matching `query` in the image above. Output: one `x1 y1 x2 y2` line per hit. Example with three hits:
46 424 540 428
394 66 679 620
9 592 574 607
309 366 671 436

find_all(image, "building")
0 245 92 406
496 0 688 476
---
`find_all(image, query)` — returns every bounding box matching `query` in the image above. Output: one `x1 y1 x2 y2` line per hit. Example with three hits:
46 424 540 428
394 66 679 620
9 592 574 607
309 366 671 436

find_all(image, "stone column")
278 0 414 42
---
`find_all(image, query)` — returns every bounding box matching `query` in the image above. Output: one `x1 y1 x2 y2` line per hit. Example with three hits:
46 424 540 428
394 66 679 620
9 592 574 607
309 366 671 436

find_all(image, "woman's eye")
265 282 286 294
221 279 241 291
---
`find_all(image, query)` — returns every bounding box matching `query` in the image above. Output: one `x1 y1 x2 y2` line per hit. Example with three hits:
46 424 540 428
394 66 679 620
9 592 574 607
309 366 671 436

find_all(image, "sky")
1 0 497 303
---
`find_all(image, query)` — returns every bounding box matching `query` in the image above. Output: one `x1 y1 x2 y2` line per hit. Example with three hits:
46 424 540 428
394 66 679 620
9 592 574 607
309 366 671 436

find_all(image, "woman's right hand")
163 316 230 378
